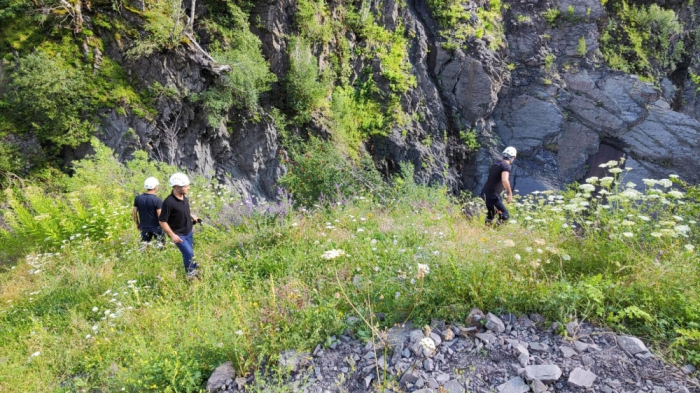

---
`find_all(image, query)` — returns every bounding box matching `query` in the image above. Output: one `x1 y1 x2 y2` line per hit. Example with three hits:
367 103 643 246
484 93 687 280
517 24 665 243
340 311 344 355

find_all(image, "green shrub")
296 0 333 43
542 8 560 26
576 36 587 57
126 0 186 58
278 137 384 206
601 2 684 79
285 36 330 124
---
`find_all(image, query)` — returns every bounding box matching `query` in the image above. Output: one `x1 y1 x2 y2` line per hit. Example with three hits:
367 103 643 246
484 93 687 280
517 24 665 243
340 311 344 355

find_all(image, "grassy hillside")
0 141 698 391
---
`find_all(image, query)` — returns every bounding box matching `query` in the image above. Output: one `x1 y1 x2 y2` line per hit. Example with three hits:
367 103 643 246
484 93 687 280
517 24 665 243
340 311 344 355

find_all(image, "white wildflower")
419 337 436 352
667 190 684 198
650 232 663 238
685 244 695 252
514 254 521 261
503 239 515 247
625 182 636 189
669 174 679 179
600 177 615 187
579 184 596 192
609 168 623 174
92 307 99 312
416 263 430 278
585 177 599 184
642 179 656 187
562 254 571 261
622 232 634 238
638 215 650 221
321 249 346 260
674 225 691 236
658 179 673 188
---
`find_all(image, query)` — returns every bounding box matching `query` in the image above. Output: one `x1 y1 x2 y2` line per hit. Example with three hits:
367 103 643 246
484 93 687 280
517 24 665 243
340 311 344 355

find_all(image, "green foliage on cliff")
193 0 276 126
426 0 505 51
601 2 684 79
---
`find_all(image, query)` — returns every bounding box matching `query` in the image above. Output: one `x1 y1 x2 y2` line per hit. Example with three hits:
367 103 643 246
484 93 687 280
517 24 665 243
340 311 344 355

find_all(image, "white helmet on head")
169 173 190 187
503 146 517 160
144 177 160 190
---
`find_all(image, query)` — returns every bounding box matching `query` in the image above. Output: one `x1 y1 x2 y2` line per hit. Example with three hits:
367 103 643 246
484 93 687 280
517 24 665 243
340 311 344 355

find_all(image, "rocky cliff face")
20 0 698 197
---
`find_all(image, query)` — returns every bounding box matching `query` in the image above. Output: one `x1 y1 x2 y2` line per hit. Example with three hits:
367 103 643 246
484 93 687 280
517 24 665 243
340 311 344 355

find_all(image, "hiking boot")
186 269 200 280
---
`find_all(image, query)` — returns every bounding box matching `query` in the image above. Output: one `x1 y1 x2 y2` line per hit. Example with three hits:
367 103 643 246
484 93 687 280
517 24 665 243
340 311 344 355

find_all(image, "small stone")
424 358 434 371
635 352 653 360
518 353 529 367
402 348 411 358
427 378 439 388
278 350 311 373
568 367 597 388
416 378 425 388
653 387 667 393
560 346 578 358
364 351 375 360
529 342 549 352
551 322 561 332
497 376 530 393
346 316 360 325
436 373 451 383
524 365 562 383
600 386 613 393
475 333 497 344
206 361 236 392
444 379 466 393
565 321 578 337
617 335 649 356
681 364 697 374
581 355 595 367
519 315 535 328
400 371 419 386
531 379 548 393
573 341 589 352
530 314 546 325
485 312 506 333
466 308 486 327
364 374 374 388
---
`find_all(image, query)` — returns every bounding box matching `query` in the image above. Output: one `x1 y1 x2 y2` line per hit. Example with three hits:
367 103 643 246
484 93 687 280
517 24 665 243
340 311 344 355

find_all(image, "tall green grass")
0 145 698 391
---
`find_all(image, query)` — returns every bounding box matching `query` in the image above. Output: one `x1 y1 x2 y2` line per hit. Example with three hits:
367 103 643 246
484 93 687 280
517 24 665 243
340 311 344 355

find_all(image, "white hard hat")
503 146 517 159
169 172 190 187
144 177 159 190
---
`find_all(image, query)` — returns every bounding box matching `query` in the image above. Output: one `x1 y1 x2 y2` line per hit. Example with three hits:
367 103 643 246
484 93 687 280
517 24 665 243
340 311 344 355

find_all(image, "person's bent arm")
159 221 183 244
132 207 140 229
501 171 513 203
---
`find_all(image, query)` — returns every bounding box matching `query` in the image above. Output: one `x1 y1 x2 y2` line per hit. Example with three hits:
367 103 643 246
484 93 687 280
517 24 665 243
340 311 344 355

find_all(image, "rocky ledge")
206 309 699 392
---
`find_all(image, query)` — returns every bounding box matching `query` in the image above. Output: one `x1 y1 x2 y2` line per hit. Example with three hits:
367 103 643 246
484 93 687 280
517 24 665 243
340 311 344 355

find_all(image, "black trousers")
481 193 509 224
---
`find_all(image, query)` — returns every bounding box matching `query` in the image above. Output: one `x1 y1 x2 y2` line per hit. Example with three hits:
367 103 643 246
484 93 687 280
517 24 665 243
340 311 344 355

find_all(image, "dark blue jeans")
482 193 509 224
140 227 164 243
175 231 198 273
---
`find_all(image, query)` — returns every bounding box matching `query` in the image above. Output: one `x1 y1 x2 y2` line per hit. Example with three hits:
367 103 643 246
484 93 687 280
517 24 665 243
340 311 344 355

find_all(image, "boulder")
568 367 597 388
523 365 562 383
206 361 235 393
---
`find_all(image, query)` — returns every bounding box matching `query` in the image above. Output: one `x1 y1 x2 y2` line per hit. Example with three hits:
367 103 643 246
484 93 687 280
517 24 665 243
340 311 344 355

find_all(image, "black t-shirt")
133 193 163 229
482 160 511 195
159 193 193 236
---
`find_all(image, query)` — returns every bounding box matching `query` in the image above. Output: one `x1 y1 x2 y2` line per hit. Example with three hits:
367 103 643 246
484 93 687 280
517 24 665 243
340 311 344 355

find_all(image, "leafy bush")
126 0 187 58
278 137 384 207
193 0 276 126
576 36 587 57
601 2 684 79
542 8 560 26
285 36 330 124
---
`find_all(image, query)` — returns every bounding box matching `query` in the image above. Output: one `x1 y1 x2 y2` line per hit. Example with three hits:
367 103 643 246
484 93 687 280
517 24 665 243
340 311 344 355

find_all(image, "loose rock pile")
206 309 699 392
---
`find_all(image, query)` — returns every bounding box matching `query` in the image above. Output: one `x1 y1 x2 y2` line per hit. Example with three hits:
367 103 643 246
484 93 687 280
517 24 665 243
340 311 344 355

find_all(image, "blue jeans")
140 227 164 243
175 231 197 273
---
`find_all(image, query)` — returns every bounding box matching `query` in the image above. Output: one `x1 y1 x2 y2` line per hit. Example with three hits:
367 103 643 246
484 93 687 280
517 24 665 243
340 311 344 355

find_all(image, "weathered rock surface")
84 0 700 199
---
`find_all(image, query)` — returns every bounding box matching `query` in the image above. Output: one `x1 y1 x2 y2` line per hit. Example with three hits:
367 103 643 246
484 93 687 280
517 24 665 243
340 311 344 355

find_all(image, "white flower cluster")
321 249 346 260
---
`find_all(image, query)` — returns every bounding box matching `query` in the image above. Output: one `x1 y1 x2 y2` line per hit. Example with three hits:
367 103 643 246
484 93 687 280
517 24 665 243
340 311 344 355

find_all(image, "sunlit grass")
0 153 698 390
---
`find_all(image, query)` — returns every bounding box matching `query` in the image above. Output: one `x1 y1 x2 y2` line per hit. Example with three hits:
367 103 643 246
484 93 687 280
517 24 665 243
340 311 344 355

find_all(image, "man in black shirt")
159 173 200 278
480 147 516 225
132 177 164 243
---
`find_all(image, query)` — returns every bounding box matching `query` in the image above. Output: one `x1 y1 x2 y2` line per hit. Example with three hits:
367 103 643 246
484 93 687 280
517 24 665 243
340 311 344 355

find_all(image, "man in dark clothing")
132 177 164 243
480 147 517 225
159 172 200 278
